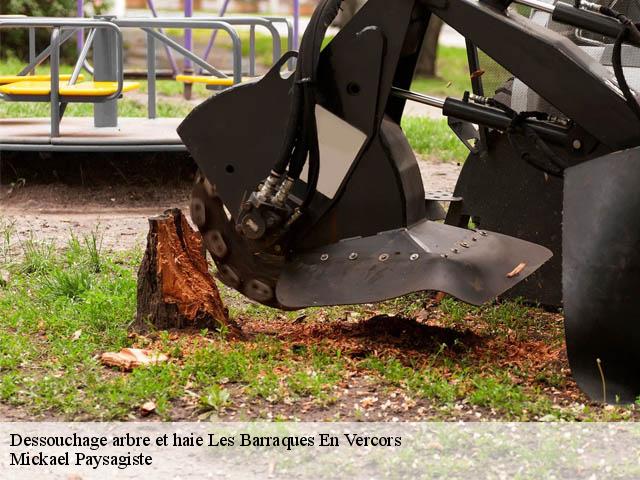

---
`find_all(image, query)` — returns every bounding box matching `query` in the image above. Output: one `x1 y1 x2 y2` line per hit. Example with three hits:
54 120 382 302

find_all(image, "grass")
401 117 468 162
1 226 638 422
411 45 471 99
0 234 348 419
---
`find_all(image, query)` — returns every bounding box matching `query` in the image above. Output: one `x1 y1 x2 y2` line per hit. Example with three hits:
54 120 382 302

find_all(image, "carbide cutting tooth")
204 230 228 258
190 173 284 309
218 265 241 288
190 198 206 227
245 279 274 302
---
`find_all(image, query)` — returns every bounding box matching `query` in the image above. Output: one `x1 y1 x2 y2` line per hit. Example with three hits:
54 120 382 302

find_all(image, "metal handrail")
263 16 296 70
0 18 125 101
71 28 96 84
263 16 295 56
191 16 284 68
18 29 78 76
0 19 124 137
113 18 243 83
0 15 288 130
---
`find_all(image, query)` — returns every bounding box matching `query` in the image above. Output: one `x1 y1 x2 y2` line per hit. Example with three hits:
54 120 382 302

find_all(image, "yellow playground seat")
0 80 140 97
176 74 256 87
0 74 84 85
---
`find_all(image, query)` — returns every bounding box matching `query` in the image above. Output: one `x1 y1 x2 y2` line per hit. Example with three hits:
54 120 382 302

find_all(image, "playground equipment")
74 0 300 96
0 14 291 151
179 0 640 403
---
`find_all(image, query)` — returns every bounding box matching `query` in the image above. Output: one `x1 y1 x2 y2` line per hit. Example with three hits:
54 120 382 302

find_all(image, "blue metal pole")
200 0 231 64
293 0 299 48
184 0 193 71
77 0 84 51
146 0 179 74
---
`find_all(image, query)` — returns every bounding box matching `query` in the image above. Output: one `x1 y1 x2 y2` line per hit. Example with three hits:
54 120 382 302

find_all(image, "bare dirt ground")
0 151 192 251
0 152 461 251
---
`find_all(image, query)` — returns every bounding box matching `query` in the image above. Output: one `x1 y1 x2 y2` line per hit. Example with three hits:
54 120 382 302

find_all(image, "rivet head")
441 253 448 259
378 253 390 262
479 231 488 237
320 253 329 261
460 242 469 248
572 139 582 150
451 248 459 254
410 253 420 261
349 252 359 260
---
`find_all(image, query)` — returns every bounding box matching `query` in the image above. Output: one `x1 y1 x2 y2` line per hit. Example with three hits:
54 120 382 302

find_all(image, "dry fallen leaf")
140 401 157 417
101 348 168 371
360 396 379 409
72 330 82 341
470 69 485 79
434 292 447 304
507 262 527 278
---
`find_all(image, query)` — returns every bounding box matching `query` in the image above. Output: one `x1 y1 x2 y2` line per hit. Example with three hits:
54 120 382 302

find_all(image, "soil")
0 151 461 251
0 151 194 251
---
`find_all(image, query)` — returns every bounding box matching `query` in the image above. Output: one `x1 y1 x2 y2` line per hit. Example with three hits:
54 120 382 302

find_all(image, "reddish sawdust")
134 297 584 406
154 210 236 334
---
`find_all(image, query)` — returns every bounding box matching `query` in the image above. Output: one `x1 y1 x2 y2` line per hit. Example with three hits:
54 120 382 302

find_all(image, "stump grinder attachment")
179 0 640 403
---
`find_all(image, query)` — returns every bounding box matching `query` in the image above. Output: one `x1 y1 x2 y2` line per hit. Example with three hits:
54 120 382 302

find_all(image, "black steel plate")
564 147 640 403
277 220 552 308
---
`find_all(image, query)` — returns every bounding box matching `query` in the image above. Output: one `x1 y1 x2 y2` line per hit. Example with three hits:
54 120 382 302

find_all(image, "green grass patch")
402 117 468 162
411 46 471 99
469 375 527 414
0 237 348 419
361 356 458 404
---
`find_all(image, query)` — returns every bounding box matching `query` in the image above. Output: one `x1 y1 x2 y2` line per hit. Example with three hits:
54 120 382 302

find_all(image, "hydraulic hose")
272 0 344 208
585 3 640 122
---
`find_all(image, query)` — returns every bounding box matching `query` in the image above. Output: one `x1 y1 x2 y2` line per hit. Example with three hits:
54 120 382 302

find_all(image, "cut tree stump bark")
134 208 240 336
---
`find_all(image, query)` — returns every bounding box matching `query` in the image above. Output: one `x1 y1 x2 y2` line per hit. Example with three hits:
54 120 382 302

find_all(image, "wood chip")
101 348 168 371
140 401 157 416
507 262 527 278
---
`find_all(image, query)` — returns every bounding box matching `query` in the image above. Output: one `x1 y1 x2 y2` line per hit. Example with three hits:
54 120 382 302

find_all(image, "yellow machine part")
0 74 84 85
0 80 140 96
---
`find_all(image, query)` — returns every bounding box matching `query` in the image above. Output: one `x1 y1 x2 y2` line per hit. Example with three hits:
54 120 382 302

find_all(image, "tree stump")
135 208 240 336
